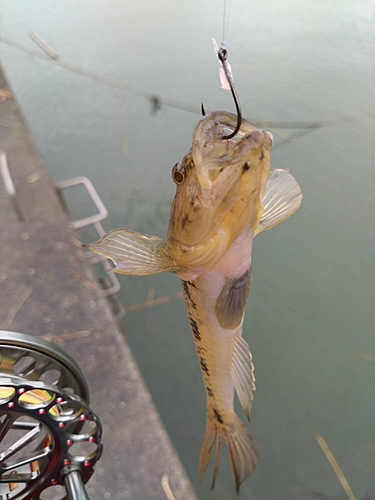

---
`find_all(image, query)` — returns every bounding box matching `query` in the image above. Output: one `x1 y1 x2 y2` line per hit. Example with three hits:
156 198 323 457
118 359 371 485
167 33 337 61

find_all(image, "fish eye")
172 162 186 184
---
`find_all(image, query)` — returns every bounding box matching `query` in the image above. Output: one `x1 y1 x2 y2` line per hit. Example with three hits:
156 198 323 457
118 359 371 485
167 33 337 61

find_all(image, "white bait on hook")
212 38 232 91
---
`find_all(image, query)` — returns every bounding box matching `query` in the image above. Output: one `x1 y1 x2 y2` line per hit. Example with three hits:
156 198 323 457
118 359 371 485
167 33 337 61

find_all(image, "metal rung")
87 221 120 296
55 176 108 229
55 177 120 296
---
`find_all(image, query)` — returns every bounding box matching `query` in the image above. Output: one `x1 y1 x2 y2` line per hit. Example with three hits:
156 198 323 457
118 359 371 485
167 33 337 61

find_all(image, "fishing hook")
218 47 242 139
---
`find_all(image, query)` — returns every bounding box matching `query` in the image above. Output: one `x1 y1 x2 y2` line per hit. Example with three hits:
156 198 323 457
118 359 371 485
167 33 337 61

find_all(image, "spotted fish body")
180 231 257 490
86 111 302 492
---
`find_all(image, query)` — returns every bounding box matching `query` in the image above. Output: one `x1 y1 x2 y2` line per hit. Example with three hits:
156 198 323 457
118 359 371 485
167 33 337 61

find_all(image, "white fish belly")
181 228 253 414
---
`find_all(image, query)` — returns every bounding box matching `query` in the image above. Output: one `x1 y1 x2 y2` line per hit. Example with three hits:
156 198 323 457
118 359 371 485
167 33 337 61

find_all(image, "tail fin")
200 410 258 493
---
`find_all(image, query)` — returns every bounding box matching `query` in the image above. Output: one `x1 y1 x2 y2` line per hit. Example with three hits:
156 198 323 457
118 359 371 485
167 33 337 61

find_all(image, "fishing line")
222 0 232 45
0 36 338 143
213 0 242 139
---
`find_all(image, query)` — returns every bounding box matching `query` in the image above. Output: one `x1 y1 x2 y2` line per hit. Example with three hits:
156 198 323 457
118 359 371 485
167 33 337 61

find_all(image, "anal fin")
85 228 188 276
230 335 255 420
256 168 303 235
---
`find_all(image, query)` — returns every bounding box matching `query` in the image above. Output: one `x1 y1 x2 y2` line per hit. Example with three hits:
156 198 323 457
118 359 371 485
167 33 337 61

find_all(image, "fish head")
167 111 273 269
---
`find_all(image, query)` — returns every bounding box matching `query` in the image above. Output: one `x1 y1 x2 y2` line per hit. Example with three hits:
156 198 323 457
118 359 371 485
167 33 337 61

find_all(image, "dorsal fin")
85 228 188 276
230 335 255 421
255 168 302 235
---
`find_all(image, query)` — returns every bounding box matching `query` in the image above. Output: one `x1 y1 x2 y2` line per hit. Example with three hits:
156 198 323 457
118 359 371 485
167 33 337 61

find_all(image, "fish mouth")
196 165 241 210
193 115 271 208
167 111 273 249
199 187 213 207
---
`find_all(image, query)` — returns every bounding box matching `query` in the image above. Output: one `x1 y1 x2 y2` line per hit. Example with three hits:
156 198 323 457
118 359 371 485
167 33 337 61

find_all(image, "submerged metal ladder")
1 151 120 298
55 176 120 297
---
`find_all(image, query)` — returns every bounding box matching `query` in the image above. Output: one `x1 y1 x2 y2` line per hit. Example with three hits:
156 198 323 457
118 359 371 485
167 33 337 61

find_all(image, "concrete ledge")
0 64 197 500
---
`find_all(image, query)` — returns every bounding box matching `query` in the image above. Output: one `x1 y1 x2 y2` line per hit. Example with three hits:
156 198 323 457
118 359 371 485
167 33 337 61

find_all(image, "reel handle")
64 470 90 500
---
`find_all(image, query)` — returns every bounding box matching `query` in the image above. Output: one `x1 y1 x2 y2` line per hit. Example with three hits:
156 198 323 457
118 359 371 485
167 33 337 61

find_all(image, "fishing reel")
0 330 102 500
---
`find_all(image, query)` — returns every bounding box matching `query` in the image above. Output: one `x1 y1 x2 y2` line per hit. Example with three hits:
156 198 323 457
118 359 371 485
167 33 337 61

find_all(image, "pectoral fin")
255 168 302 235
215 269 252 330
231 335 256 421
85 228 188 276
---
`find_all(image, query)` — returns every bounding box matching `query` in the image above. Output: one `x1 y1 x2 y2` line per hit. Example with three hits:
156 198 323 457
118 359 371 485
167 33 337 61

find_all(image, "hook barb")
218 47 242 140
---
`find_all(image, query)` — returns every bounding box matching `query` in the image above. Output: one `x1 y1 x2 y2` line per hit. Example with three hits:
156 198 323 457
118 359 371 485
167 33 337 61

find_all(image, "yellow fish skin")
167 112 272 279
86 111 302 492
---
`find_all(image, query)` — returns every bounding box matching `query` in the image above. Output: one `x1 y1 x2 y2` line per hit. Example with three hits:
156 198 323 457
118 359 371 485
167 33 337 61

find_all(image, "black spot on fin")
215 268 252 329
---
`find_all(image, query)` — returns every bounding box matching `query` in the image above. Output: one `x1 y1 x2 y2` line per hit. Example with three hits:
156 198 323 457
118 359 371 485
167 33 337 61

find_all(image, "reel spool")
0 331 102 500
